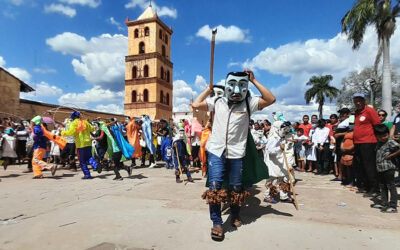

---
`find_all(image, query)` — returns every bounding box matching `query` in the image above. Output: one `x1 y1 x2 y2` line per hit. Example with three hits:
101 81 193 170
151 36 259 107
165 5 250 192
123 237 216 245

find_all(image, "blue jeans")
208 152 243 226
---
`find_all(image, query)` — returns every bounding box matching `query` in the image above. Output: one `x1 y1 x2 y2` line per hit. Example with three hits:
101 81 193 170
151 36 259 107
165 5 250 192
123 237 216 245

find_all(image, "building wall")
0 70 20 115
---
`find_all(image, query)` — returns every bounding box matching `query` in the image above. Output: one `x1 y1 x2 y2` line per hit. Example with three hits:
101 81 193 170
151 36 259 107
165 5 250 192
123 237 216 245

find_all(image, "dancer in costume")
263 121 295 203
30 116 57 178
192 69 275 240
102 118 133 180
61 111 98 179
160 133 173 169
141 115 157 168
173 127 193 183
90 121 108 167
126 117 142 168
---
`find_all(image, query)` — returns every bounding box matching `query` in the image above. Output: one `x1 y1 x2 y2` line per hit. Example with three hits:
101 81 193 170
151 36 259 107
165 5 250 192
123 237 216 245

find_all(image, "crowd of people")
1 71 400 240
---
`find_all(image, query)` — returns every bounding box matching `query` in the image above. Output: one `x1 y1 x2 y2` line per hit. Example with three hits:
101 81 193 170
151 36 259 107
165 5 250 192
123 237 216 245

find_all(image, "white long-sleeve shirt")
311 127 330 145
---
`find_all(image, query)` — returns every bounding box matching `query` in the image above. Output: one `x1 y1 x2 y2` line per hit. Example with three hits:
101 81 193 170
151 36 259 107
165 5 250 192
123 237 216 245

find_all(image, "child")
294 128 308 171
2 128 17 170
371 124 399 213
173 128 193 183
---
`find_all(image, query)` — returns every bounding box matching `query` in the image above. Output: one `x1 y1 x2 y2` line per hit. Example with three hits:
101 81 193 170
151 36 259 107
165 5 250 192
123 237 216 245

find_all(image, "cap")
338 108 351 114
352 93 366 99
70 111 80 119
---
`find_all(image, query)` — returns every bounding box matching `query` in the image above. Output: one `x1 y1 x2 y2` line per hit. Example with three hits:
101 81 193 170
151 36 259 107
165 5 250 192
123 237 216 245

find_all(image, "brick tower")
124 5 173 120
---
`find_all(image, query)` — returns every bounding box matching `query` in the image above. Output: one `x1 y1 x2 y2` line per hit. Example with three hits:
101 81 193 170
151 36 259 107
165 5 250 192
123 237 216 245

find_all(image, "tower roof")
137 6 156 20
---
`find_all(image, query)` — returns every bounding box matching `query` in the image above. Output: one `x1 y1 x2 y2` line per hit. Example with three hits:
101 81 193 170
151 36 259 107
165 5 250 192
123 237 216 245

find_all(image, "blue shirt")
33 125 48 150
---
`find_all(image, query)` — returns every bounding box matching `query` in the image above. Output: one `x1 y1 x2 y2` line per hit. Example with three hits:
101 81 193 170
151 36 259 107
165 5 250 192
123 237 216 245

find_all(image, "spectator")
371 124 399 213
378 110 392 131
353 93 381 197
299 115 313 138
334 108 351 183
311 119 331 174
16 122 28 165
2 128 17 170
390 103 400 142
311 114 318 123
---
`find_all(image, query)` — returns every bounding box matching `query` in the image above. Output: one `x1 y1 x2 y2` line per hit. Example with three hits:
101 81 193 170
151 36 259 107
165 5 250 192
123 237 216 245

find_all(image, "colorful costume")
161 136 173 169
126 118 142 158
263 121 294 202
173 129 192 182
31 116 55 178
61 112 98 179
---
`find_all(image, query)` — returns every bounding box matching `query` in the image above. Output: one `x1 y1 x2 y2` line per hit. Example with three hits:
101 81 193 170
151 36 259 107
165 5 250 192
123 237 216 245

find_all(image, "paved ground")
0 162 399 250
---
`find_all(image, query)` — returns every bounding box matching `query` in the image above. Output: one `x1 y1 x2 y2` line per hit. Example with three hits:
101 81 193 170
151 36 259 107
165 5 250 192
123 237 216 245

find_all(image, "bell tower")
124 5 173 120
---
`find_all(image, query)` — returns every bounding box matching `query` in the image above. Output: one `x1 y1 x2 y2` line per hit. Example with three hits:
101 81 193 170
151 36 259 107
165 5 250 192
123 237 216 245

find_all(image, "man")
192 69 275 240
353 93 380 196
311 114 318 123
61 111 98 179
299 115 313 138
390 104 400 142
60 118 77 171
334 108 351 183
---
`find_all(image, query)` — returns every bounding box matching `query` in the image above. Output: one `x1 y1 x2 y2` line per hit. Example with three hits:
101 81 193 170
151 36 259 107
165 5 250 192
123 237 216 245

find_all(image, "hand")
319 146 324 151
385 155 393 160
244 69 255 82
280 144 285 150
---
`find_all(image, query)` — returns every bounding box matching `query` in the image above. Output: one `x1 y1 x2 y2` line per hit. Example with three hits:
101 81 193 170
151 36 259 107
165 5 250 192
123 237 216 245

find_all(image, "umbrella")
42 116 55 124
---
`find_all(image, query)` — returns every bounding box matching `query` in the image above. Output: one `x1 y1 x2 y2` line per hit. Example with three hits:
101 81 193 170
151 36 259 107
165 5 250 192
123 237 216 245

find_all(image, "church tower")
124 5 173 120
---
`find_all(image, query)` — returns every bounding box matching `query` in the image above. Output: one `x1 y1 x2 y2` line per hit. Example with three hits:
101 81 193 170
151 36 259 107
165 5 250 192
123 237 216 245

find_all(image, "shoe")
148 163 156 168
113 176 123 181
97 163 103 174
280 198 294 203
176 177 182 183
81 176 92 180
126 166 132 176
370 203 385 209
51 165 57 176
363 191 379 198
381 207 397 213
263 198 277 204
32 175 43 179
187 176 194 182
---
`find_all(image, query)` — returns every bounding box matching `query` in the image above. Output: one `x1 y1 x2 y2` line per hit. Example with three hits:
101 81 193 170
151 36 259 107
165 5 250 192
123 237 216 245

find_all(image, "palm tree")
304 75 340 119
341 0 400 115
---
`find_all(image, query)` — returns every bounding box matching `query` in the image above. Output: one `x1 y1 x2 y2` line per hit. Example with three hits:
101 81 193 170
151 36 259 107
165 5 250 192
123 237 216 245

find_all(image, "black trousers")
354 143 378 191
378 169 398 208
141 147 155 165
316 143 330 173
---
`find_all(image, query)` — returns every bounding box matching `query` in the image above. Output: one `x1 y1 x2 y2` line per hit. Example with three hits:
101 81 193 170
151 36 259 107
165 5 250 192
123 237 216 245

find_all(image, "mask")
279 121 291 138
213 86 225 97
225 72 249 103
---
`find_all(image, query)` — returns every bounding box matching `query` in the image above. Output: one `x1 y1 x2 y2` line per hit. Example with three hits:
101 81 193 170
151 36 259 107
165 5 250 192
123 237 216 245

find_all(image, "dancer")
263 121 295 203
126 117 142 168
173 127 193 183
192 69 275 240
141 115 156 168
30 116 57 178
61 111 98 179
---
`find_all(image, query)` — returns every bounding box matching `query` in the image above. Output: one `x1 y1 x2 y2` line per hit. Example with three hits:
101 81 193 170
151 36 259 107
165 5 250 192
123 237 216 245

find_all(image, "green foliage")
304 75 339 119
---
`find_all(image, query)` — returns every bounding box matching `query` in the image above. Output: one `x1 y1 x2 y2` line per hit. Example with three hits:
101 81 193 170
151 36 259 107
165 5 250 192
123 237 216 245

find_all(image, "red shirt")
299 123 313 138
326 123 338 137
354 105 380 144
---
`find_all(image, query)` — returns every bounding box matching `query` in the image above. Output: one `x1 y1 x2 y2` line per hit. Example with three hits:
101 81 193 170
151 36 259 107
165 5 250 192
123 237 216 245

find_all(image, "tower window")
159 30 162 39
132 90 137 103
164 34 168 44
166 93 170 106
134 29 139 38
132 66 137 79
144 27 149 36
143 89 149 102
139 42 145 54
162 45 166 57
144 65 149 77
160 67 164 80
166 71 170 83
160 90 164 104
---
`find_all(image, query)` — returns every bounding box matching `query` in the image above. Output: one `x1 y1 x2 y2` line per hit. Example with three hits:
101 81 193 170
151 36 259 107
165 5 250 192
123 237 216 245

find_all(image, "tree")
337 66 400 110
304 75 340 119
341 0 400 115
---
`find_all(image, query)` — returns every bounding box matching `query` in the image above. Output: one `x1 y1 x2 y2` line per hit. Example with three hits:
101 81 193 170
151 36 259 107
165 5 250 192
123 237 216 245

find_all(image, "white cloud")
0 56 5 67
46 32 127 90
194 75 207 90
33 67 57 74
125 0 177 19
238 22 400 121
58 0 101 8
58 85 124 108
107 17 124 31
196 25 251 44
9 0 23 6
95 104 124 114
44 4 76 18
173 79 197 112
21 81 63 99
7 67 31 82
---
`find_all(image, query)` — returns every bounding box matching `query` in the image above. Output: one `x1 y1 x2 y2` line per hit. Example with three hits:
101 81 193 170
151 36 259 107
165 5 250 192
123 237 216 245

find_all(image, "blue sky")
1 0 400 121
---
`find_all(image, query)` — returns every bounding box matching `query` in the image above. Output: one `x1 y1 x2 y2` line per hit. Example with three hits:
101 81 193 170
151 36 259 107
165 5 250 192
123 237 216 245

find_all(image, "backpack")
340 132 354 167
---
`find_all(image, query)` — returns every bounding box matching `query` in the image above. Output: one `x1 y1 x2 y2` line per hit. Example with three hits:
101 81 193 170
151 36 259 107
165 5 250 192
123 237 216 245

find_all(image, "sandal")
211 225 224 241
231 216 242 227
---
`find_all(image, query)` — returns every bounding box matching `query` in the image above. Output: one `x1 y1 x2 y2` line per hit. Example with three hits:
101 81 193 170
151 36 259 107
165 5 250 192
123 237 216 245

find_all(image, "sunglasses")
378 114 386 117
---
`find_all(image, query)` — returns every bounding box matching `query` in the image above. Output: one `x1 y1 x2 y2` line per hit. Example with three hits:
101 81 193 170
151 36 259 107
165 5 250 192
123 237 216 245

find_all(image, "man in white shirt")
192 69 275 240
312 119 331 174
